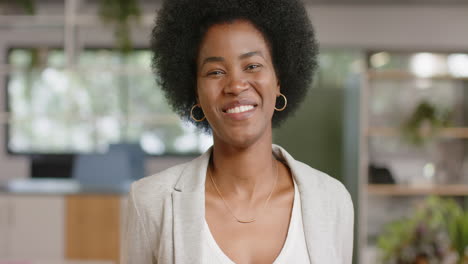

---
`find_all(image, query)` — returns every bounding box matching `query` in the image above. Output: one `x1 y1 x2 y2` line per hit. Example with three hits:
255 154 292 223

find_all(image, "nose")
223 72 250 95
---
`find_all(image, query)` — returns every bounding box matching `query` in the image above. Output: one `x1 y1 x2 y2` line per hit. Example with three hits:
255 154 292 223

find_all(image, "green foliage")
0 0 35 14
447 211 468 262
377 218 417 261
17 0 35 14
401 101 451 146
98 0 141 54
377 196 467 264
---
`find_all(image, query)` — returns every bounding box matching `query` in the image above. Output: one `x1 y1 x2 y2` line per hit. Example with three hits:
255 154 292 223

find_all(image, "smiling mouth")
225 105 255 114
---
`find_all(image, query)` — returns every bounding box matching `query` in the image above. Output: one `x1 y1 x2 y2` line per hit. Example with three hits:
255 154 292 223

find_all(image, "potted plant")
377 196 467 264
447 211 468 263
401 101 451 147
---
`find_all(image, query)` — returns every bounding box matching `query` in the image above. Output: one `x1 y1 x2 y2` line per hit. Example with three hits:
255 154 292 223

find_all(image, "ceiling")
1 0 467 16
14 0 468 5
303 0 468 4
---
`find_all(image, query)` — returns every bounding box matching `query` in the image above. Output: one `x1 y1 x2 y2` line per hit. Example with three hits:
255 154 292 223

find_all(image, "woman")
122 0 354 263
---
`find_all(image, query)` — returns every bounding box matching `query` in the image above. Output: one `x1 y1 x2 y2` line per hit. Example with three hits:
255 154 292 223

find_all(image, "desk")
0 179 129 264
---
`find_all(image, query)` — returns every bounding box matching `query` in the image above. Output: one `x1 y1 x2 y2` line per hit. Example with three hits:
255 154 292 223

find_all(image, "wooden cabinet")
65 195 122 264
0 193 128 263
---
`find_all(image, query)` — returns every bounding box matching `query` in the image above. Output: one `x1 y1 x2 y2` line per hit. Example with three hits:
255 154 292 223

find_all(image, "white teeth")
226 105 254 114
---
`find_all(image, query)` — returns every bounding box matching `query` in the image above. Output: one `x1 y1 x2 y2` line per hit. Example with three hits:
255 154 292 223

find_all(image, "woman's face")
196 19 280 148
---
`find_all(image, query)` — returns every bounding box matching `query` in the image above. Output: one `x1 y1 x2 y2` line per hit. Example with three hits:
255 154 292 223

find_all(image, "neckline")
203 180 299 263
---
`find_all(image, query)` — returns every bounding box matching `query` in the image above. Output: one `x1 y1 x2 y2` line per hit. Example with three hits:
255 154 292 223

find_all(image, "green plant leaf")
98 0 141 54
376 196 466 263
401 101 452 146
0 0 35 14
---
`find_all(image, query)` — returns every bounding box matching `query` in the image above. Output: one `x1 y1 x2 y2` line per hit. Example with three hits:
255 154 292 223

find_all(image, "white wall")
1 5 468 180
308 6 468 50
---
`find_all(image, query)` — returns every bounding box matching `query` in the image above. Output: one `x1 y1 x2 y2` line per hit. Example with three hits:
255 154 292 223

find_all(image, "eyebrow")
240 51 263 60
200 51 264 67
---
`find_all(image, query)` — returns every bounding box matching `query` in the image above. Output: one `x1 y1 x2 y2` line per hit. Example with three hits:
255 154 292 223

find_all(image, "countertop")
0 260 114 264
0 178 131 195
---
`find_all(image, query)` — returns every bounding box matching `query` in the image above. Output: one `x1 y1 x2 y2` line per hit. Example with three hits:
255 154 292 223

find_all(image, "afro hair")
151 0 318 131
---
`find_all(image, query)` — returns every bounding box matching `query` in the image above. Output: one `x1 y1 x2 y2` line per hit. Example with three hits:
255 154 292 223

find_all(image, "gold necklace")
208 158 279 224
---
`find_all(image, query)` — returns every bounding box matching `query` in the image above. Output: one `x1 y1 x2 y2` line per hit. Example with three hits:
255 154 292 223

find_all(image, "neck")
210 130 276 200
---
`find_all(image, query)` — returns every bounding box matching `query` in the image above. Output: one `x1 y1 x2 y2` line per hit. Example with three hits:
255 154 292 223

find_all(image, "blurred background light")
410 53 447 78
370 52 390 68
448 53 468 77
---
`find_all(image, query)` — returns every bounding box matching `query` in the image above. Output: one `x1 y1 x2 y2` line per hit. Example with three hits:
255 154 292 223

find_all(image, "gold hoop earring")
190 104 206 122
275 93 287 111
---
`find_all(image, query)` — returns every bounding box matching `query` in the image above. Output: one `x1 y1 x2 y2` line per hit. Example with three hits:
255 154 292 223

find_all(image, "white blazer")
121 145 354 264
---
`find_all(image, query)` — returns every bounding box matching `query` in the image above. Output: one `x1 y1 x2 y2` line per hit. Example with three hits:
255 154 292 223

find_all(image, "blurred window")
6 48 213 155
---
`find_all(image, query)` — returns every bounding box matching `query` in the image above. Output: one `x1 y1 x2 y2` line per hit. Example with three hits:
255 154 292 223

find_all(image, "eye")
207 70 225 76
245 64 262 71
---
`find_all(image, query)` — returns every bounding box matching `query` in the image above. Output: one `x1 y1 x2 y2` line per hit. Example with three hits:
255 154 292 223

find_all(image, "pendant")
237 218 256 223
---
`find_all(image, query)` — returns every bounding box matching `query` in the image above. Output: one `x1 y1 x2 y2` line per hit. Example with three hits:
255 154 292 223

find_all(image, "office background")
1 0 468 263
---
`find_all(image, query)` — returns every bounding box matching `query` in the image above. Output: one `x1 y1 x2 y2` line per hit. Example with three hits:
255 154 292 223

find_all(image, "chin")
214 127 266 149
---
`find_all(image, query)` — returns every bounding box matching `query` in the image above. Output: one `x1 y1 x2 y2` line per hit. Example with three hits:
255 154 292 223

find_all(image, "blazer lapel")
172 191 204 263
273 145 334 263
296 187 334 263
172 148 212 263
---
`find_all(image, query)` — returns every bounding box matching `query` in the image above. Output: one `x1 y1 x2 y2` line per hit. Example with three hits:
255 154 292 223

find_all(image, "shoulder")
291 159 354 214
125 160 194 240
123 161 196 259
128 160 193 216
132 162 187 193
297 160 350 197
274 144 353 210
128 148 211 213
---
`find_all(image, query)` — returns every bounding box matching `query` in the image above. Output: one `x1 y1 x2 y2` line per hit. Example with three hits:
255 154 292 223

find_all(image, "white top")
202 180 311 263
